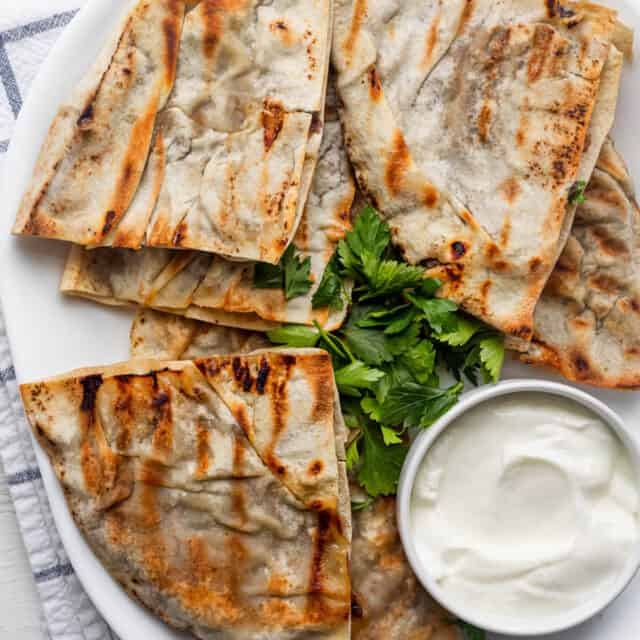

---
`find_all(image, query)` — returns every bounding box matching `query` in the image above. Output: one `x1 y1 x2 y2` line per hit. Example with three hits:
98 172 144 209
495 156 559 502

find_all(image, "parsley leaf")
419 278 443 297
253 262 283 289
359 260 426 300
335 362 384 397
380 381 464 428
342 325 395 366
346 205 390 263
407 293 458 333
402 340 436 384
386 322 421 356
254 244 312 300
267 325 319 348
356 304 410 328
569 180 587 206
384 306 418 334
312 253 345 310
479 335 505 383
357 423 408 496
283 245 312 300
381 425 403 445
346 436 361 471
457 621 486 640
433 316 481 347
351 496 375 512
313 321 354 366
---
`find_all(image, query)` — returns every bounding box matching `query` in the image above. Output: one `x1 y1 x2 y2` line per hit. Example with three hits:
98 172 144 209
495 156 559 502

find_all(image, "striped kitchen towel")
0 3 116 639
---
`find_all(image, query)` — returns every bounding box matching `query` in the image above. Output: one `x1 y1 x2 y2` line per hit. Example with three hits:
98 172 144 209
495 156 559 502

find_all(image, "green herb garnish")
254 244 312 300
265 206 505 498
569 179 587 205
457 620 486 640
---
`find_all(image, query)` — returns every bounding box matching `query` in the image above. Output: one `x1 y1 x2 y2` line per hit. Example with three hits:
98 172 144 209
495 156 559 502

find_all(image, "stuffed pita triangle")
60 97 356 331
520 139 640 388
14 0 333 264
21 349 351 639
332 0 624 340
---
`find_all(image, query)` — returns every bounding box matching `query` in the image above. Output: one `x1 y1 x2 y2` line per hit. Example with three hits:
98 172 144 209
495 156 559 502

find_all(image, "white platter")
1 1 640 638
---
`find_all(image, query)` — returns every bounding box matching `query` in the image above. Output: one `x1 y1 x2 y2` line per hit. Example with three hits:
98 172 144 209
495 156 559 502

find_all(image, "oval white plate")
1 1 640 639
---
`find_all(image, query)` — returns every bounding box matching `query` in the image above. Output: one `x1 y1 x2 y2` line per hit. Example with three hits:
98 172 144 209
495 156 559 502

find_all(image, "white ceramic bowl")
397 379 640 637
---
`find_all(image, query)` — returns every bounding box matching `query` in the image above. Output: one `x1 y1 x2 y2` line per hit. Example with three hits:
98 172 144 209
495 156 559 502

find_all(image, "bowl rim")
396 378 640 637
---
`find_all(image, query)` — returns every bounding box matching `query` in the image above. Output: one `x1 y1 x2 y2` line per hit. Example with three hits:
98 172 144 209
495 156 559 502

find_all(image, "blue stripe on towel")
34 562 74 583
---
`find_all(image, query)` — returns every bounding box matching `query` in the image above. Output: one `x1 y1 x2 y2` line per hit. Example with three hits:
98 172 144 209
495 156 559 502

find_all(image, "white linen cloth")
0 3 116 638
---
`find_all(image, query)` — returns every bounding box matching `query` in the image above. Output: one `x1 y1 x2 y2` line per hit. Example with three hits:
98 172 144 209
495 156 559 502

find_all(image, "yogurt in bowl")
396 380 640 636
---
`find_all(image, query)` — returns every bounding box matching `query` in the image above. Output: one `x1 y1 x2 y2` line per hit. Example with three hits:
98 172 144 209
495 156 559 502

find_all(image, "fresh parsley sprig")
267 206 505 499
568 179 587 206
254 244 312 300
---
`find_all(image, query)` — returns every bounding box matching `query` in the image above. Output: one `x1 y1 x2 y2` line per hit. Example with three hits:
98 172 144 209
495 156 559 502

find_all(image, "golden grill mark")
151 386 173 459
421 10 441 69
344 0 367 59
367 65 382 102
269 19 295 47
591 226 629 256
477 102 492 143
298 353 333 422
262 99 286 152
162 8 180 86
499 215 512 247
385 130 411 197
527 25 555 84
499 177 520 205
423 183 439 208
202 0 223 59
265 355 296 477
231 436 247 522
101 95 160 241
79 375 104 495
456 0 475 36
256 357 270 394
196 421 210 478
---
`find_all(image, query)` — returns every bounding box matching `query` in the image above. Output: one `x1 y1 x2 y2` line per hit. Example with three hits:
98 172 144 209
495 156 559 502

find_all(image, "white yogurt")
410 392 640 628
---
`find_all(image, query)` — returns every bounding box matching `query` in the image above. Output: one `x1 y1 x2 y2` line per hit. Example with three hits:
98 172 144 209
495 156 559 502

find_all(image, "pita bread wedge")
520 139 640 389
332 0 621 340
61 103 356 331
14 0 333 265
128 310 462 639
21 349 351 639
130 308 271 359
12 0 186 244
350 490 461 640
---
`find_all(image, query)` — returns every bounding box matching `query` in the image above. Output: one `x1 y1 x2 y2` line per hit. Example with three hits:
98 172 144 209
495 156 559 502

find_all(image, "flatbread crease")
520 139 640 389
20 348 351 639
332 0 622 340
13 0 333 265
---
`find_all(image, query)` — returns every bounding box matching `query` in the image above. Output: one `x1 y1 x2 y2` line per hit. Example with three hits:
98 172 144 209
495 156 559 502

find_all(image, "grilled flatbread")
12 0 185 245
128 309 463 639
332 0 621 340
61 99 355 331
14 0 333 264
21 349 351 639
130 308 271 359
350 491 461 640
520 139 640 389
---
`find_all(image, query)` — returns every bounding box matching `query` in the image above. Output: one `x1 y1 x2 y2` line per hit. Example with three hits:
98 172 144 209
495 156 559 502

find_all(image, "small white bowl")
397 379 640 637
